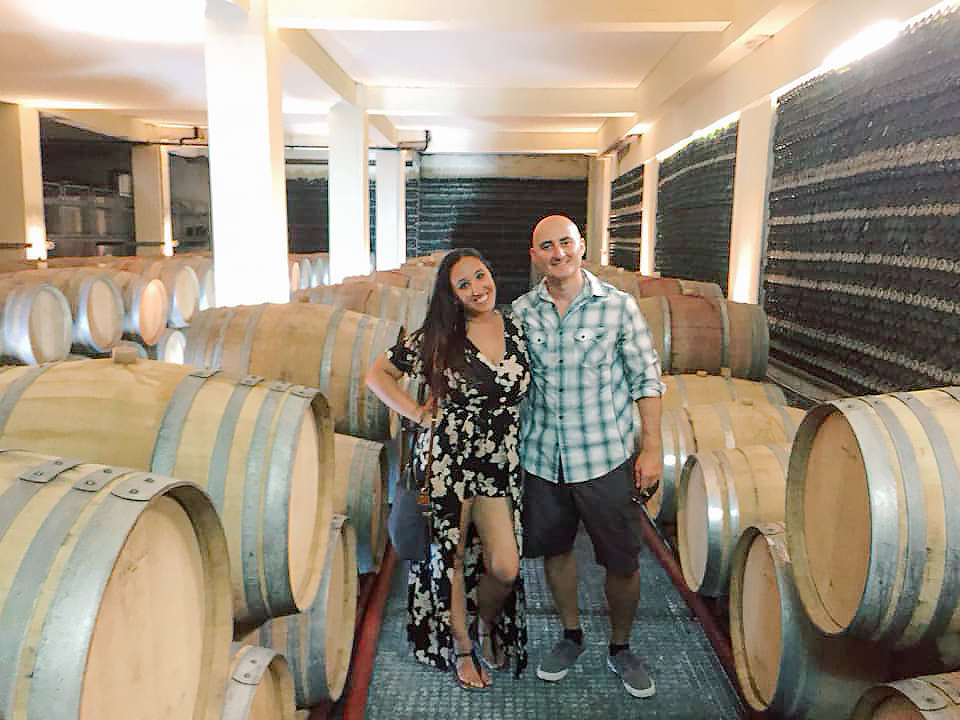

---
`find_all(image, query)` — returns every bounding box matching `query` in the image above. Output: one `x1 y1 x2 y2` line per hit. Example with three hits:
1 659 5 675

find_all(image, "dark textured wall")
764 6 960 392
410 177 588 304
655 123 737 293
609 165 643 270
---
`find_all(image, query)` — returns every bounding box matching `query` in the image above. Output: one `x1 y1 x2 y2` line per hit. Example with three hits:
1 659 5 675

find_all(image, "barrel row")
0 442 358 719
0 360 385 717
666 384 960 719
582 262 770 380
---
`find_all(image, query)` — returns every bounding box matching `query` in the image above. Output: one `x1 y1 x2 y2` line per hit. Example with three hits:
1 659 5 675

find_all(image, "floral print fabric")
385 311 531 676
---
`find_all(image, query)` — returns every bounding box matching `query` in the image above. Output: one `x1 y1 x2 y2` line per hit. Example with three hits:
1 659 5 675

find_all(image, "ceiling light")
26 0 205 43
820 21 902 72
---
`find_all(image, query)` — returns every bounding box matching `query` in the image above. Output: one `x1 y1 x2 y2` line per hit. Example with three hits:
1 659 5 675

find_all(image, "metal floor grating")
353 528 746 720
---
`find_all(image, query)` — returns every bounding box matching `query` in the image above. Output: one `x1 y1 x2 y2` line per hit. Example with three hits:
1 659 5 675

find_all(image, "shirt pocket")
574 328 615 371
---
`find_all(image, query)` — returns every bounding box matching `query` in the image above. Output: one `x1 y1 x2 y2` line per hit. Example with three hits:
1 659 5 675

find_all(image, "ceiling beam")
633 0 820 124
367 113 398 146
366 86 637 118
422 129 599 154
278 28 358 105
270 0 734 31
37 110 182 143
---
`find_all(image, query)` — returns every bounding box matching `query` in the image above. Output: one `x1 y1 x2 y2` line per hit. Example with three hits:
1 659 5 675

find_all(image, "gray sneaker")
607 650 655 698
536 638 585 681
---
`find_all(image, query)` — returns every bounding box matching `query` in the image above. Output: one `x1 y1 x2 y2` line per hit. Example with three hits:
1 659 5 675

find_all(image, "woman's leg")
450 496 491 688
472 495 519 666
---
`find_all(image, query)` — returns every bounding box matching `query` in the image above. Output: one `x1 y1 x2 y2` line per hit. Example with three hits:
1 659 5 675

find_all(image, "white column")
586 154 613 265
374 148 406 270
729 96 776 303
639 156 660 276
0 103 46 261
329 98 370 283
204 0 289 306
132 144 173 257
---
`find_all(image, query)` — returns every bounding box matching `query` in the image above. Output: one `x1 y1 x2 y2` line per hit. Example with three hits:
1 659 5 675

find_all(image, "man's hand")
633 446 662 503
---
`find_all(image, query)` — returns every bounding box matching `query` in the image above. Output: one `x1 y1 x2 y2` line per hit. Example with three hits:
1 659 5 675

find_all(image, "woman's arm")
366 353 433 428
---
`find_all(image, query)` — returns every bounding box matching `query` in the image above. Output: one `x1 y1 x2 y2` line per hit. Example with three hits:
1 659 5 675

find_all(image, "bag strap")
416 413 437 509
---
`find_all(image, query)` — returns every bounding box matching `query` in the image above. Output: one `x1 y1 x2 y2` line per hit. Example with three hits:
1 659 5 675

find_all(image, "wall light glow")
821 21 902 72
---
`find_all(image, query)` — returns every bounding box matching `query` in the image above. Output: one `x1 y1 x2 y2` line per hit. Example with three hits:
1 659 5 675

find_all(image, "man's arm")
634 396 662 492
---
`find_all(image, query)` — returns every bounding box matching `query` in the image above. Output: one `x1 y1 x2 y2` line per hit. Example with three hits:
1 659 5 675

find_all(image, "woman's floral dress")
385 311 531 677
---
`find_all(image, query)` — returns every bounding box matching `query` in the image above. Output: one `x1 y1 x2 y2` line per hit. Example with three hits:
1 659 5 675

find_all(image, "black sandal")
451 648 492 691
476 619 510 672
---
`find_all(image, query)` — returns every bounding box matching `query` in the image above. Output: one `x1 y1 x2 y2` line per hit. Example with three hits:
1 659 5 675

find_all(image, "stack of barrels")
580 265 960 717
0 250 440 718
660 365 960 716
0 254 212 364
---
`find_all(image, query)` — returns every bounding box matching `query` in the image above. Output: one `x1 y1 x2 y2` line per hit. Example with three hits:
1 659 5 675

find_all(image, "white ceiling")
0 0 824 154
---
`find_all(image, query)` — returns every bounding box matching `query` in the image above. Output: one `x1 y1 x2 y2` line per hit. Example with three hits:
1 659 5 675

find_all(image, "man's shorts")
522 457 643 576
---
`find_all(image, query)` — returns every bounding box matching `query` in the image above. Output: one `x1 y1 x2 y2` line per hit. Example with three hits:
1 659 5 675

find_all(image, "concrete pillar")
132 144 173 257
0 103 46 261
639 156 660 276
374 148 406 270
204 0 289 306
329 98 370 283
586 154 614 265
729 96 776 303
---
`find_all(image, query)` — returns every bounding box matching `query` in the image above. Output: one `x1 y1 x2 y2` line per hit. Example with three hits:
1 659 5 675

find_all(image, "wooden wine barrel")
297 281 428 337
333 434 388 574
222 644 296 720
295 283 375 316
633 276 725 301
0 353 334 627
106 270 171 347
398 263 440 291
635 295 769 380
308 253 330 287
180 255 215 310
0 279 72 364
652 400 805 525
109 257 200 328
786 388 960 648
37 266 170 347
184 303 403 445
663 371 787 410
677 443 791 596
289 257 311 293
13 267 124 354
364 270 410 288
151 327 187 364
852 672 960 720
730 522 890 720
250 515 358 706
0 448 233 720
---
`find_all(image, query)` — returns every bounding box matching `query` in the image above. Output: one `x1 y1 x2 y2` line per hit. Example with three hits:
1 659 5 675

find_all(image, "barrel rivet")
129 488 139 495
86 480 95 486
104 468 113 474
144 476 154 483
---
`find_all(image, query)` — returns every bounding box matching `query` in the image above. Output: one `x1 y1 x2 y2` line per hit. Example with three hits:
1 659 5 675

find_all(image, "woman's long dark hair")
415 247 492 405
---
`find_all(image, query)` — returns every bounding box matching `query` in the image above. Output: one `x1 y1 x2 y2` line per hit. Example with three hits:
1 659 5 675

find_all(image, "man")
511 214 664 698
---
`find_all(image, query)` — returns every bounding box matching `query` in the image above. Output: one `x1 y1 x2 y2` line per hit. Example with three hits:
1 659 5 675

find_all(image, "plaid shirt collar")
532 268 608 308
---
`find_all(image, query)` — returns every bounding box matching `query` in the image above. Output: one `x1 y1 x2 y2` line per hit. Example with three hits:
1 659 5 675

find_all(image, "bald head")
532 215 581 247
530 214 585 283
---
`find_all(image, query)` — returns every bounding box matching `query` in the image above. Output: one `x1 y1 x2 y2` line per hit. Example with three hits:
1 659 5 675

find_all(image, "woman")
366 248 530 690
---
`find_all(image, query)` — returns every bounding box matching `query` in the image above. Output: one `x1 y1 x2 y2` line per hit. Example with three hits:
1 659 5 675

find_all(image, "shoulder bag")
388 417 435 562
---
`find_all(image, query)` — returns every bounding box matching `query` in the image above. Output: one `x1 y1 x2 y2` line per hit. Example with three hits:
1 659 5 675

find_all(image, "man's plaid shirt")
511 269 664 484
